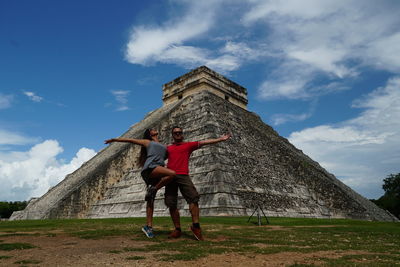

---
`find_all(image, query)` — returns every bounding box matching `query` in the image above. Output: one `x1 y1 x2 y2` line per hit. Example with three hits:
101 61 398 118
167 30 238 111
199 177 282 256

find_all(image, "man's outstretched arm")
199 133 231 147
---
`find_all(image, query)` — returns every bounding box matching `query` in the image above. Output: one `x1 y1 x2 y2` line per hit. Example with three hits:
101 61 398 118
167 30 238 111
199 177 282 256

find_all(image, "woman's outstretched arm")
104 138 150 147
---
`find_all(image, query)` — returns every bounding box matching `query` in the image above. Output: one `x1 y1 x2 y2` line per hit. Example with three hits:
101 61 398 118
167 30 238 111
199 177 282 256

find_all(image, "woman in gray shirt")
105 129 176 238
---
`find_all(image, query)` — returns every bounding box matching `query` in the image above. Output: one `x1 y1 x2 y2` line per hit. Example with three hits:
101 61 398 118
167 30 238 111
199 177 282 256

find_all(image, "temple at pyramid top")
162 66 248 109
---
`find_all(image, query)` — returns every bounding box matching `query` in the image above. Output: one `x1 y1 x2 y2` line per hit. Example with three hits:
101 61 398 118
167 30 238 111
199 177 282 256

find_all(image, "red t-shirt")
167 141 199 175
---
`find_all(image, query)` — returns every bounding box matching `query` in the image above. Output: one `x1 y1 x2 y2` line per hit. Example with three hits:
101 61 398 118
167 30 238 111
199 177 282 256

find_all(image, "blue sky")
1 0 399 201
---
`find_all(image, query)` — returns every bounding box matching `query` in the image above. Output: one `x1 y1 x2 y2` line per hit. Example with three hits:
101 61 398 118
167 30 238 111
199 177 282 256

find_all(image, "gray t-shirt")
142 141 167 171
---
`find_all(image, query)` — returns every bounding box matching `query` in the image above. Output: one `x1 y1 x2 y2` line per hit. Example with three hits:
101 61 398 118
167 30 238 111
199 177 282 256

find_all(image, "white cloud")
125 1 399 96
257 59 354 100
157 45 210 67
0 129 39 146
288 48 353 79
156 44 247 73
270 99 318 126
23 91 43 102
111 90 130 111
290 126 389 146
125 0 400 78
242 0 347 22
124 1 270 73
125 0 400 99
350 78 400 131
125 1 217 65
243 0 400 99
206 54 241 73
364 32 400 73
0 140 97 201
271 112 311 126
288 77 400 198
258 60 315 99
0 93 13 109
220 41 264 62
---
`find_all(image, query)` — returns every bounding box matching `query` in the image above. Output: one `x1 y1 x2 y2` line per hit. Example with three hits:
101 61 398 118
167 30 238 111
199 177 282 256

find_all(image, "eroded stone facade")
11 67 397 222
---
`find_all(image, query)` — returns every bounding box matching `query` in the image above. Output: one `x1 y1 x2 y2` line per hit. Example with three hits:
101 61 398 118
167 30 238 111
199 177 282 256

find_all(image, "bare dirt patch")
188 250 375 267
0 233 374 266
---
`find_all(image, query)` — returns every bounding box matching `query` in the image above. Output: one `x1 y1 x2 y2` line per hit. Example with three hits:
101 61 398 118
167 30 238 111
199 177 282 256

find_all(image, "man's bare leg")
189 203 199 224
189 202 203 240
168 207 182 238
169 207 181 228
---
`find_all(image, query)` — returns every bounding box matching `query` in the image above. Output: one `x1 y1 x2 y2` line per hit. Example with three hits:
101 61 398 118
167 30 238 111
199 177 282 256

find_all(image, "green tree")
373 173 400 219
383 173 400 198
0 201 27 219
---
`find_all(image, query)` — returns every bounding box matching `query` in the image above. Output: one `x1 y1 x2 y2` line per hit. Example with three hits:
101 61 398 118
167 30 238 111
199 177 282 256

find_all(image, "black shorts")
141 168 158 186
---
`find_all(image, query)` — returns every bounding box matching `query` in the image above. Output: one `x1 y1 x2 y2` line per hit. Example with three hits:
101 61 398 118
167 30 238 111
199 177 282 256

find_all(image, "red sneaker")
168 229 181 239
190 226 204 241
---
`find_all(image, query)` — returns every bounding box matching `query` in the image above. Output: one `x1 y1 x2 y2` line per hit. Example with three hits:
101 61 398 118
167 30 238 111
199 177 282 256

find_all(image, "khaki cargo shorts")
164 174 200 209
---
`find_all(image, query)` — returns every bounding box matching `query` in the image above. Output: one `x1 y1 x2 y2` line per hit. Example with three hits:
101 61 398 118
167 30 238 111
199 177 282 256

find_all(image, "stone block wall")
11 90 398 222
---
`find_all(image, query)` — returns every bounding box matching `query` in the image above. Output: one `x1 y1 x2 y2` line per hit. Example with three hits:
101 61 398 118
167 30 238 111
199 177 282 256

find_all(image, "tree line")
0 201 27 219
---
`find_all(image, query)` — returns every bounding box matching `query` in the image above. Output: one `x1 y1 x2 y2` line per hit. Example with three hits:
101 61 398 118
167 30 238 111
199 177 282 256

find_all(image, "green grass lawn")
0 216 399 266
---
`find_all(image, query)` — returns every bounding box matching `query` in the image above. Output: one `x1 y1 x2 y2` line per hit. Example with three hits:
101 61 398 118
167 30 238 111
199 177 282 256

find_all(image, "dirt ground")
0 233 370 266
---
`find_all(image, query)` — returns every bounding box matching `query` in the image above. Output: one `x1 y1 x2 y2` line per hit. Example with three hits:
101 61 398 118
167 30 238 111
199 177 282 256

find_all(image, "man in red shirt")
165 126 231 241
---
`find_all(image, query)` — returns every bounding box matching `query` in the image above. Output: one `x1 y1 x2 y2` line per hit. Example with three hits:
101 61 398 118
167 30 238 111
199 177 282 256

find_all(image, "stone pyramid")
11 66 396 221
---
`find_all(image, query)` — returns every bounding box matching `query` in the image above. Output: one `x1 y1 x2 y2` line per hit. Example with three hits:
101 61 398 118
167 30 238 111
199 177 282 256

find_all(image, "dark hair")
171 126 182 134
138 129 152 167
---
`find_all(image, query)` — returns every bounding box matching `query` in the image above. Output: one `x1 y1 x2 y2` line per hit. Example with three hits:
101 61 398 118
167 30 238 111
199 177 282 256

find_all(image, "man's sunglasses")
172 131 183 136
150 133 159 137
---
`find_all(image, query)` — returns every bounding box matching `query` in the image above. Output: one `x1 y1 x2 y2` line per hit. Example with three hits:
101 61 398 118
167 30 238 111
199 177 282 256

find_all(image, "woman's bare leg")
144 166 176 229
149 166 176 189
146 200 154 227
